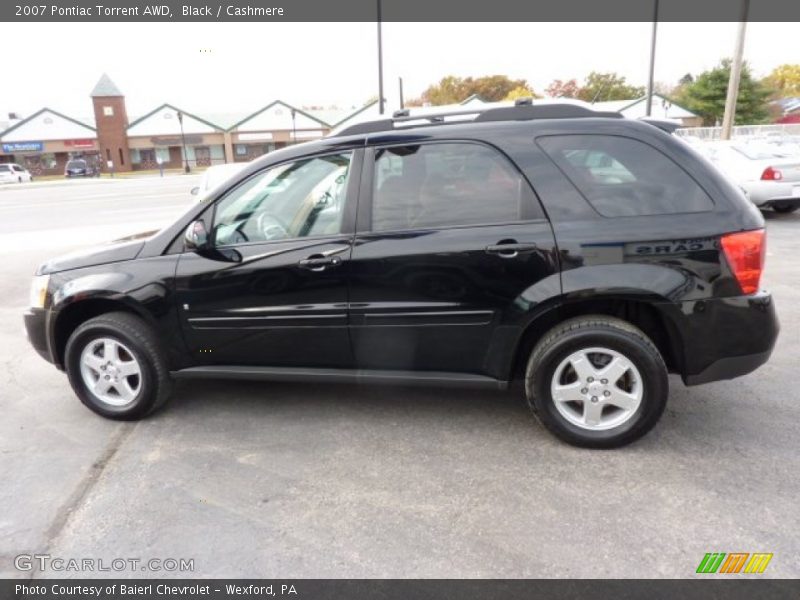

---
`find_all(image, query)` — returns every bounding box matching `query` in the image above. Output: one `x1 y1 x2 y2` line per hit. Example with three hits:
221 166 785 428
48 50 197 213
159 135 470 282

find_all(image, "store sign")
65 139 96 149
2 141 43 153
238 132 274 141
150 135 203 146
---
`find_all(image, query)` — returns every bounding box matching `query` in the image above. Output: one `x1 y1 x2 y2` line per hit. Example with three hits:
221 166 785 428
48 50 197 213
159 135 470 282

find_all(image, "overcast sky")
2 22 797 122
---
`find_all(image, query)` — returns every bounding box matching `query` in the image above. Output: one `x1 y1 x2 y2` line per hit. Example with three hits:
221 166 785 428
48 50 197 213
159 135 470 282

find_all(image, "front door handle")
299 255 342 272
485 242 538 259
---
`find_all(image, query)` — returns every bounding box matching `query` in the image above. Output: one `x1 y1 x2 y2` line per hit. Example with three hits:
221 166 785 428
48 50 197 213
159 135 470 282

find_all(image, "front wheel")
525 316 668 448
65 312 172 420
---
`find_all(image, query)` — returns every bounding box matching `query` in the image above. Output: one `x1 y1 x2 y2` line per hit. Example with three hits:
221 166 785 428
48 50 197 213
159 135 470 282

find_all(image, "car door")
348 141 560 379
173 149 361 368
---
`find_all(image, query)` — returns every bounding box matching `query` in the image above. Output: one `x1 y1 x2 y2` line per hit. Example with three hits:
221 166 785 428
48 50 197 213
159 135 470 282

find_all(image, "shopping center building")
0 74 376 175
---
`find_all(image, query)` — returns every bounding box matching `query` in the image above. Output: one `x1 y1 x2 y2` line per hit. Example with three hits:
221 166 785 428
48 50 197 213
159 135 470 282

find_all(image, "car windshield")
67 160 87 168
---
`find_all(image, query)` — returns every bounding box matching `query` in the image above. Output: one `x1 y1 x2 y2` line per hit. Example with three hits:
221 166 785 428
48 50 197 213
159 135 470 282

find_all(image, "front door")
348 141 560 379
174 149 360 368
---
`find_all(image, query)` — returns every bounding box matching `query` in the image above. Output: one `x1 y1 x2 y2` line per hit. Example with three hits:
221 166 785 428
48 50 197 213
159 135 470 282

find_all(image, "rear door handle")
299 255 342 272
485 242 538 258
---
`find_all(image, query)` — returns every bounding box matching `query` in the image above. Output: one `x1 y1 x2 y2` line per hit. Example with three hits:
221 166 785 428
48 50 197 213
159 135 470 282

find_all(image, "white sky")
2 22 798 122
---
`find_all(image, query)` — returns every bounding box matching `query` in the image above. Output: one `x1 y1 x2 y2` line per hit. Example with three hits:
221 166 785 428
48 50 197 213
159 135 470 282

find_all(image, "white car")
0 163 33 184
695 141 800 213
191 162 249 200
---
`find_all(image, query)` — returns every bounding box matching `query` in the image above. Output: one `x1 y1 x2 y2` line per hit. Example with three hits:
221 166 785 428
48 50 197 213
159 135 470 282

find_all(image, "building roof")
594 94 697 120
0 108 96 142
91 73 124 98
127 103 224 136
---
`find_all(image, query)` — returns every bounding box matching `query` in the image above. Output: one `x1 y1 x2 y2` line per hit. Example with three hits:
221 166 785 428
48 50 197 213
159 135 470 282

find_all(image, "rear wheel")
65 312 172 420
773 203 798 214
525 316 668 448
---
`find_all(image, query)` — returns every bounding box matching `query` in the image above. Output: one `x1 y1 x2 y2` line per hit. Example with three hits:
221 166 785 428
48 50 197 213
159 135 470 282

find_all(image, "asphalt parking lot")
1 176 798 579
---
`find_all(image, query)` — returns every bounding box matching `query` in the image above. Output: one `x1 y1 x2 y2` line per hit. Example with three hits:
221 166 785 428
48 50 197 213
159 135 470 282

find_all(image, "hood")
37 230 158 275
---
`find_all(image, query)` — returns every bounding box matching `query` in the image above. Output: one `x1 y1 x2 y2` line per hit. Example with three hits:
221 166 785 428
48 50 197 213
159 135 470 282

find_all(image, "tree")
504 85 538 101
576 72 646 103
677 60 771 126
679 73 694 86
545 79 580 98
762 64 800 98
413 75 536 105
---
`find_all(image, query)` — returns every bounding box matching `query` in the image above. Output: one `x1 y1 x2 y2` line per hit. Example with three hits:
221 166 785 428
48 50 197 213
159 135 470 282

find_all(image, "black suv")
24 103 779 448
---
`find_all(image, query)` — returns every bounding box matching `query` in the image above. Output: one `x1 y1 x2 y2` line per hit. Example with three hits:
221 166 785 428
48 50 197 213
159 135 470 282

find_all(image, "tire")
64 312 172 420
773 203 798 214
525 316 668 449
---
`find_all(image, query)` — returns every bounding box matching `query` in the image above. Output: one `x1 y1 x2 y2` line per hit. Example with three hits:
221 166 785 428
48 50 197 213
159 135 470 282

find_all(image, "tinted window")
0 165 10 172
371 143 536 232
212 152 352 246
66 160 86 169
538 135 713 217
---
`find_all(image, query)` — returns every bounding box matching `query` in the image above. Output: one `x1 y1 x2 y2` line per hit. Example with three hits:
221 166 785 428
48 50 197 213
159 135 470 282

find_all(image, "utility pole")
399 77 404 109
721 0 750 140
646 0 659 117
377 0 385 114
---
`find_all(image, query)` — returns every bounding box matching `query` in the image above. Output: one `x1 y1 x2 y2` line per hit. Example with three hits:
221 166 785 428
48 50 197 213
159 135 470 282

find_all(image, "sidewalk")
0 170 198 191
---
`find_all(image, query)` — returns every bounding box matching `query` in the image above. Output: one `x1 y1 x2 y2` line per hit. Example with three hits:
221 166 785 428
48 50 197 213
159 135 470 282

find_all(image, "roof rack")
334 101 623 137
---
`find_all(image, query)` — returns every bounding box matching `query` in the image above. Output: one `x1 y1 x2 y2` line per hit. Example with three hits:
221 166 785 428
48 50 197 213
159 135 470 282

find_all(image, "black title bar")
3 0 800 22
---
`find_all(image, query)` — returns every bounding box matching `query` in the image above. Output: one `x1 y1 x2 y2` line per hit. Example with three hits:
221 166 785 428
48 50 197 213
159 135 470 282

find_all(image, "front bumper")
664 291 779 386
23 308 55 365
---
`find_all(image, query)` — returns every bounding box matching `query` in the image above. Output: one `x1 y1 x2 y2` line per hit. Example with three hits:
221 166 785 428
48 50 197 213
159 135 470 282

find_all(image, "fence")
675 123 800 141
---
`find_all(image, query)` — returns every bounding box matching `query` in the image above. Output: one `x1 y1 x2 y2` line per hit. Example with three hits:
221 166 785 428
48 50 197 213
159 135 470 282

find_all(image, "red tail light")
761 166 783 181
720 229 766 295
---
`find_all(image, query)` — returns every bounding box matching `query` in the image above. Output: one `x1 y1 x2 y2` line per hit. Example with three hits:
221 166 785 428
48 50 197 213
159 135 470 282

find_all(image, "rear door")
347 140 560 379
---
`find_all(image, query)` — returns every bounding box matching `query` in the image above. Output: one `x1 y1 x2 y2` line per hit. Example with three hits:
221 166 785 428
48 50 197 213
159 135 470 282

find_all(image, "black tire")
525 316 668 449
773 203 798 214
64 312 172 420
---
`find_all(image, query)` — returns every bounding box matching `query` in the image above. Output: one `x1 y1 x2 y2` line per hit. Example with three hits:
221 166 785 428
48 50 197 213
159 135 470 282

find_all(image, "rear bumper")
662 291 779 386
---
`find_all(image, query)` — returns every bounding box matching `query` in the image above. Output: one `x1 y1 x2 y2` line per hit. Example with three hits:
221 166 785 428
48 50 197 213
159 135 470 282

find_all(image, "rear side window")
371 142 539 232
538 135 713 217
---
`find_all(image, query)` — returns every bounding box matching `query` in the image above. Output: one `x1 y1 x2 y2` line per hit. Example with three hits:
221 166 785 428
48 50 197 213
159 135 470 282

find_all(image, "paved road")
1 178 798 578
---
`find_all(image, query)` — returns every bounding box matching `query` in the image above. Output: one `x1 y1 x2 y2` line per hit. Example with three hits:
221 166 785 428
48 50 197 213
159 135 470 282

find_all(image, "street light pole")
721 0 750 140
377 0 384 114
646 0 659 117
291 108 297 145
176 110 190 173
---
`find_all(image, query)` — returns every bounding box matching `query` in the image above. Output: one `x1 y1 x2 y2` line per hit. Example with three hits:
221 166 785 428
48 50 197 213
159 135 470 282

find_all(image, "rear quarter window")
537 134 714 217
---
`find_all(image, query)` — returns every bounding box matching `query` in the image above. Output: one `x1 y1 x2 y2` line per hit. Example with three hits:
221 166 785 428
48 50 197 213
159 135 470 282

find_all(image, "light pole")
645 0 659 117
291 108 297 145
721 0 750 140
377 0 384 114
176 110 190 173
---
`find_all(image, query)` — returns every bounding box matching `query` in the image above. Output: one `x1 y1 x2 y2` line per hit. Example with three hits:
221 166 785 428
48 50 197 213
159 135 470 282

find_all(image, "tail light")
761 166 783 181
720 229 766 295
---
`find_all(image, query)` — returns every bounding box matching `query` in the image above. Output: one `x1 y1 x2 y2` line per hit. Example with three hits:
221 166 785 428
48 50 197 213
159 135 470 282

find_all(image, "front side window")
538 135 714 217
371 142 536 232
212 152 352 247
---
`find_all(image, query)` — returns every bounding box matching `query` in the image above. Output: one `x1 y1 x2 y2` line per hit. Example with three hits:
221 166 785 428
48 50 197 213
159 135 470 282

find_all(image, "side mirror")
190 186 200 196
184 220 210 251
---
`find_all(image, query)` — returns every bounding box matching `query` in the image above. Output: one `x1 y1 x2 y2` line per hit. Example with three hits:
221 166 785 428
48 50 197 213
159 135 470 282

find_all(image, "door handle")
485 242 538 259
299 255 342 272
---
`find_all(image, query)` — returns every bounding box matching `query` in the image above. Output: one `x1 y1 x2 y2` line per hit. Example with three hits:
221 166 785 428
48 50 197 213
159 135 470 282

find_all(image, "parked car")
190 162 248 200
0 163 33 184
694 141 800 213
64 159 98 178
23 103 778 448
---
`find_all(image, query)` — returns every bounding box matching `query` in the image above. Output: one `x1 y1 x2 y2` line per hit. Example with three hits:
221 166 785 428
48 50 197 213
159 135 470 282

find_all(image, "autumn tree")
504 85 538 101
576 72 646 103
676 60 771 126
762 64 800 98
413 75 537 105
545 79 580 98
